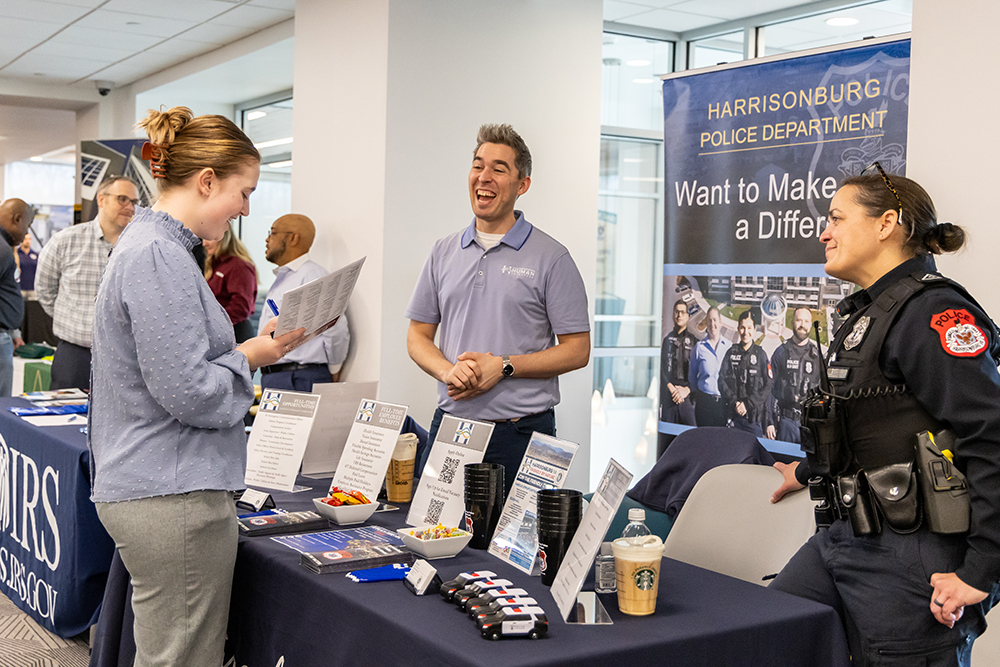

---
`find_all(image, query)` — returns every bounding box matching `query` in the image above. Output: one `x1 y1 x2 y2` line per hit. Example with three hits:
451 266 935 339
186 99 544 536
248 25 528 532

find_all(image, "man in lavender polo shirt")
406 124 590 496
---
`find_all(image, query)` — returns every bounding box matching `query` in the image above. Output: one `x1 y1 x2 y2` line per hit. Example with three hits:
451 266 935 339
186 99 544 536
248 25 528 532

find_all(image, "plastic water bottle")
594 542 616 594
621 508 651 538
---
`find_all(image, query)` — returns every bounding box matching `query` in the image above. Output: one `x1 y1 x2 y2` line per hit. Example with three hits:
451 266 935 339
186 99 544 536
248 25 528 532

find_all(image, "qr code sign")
425 498 444 525
439 456 460 485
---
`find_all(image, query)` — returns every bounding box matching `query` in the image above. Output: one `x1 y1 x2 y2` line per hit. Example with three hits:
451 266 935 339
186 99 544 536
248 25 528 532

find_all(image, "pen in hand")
266 299 279 338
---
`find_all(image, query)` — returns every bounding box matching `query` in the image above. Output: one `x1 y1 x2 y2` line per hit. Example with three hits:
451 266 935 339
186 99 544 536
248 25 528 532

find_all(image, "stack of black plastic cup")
464 463 505 549
536 488 583 586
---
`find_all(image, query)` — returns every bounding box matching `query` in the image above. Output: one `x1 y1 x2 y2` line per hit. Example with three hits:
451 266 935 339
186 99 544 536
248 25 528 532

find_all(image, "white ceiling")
0 0 294 87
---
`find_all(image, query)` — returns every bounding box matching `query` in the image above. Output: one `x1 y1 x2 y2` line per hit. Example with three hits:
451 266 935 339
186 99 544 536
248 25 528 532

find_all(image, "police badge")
844 316 870 350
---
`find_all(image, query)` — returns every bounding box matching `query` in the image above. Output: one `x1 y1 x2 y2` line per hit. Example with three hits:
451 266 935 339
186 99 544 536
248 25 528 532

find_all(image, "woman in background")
204 223 258 342
89 105 304 667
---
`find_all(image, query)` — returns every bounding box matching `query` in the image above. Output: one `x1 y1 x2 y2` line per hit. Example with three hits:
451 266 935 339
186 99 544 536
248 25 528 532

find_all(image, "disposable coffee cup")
386 433 418 503
611 535 665 616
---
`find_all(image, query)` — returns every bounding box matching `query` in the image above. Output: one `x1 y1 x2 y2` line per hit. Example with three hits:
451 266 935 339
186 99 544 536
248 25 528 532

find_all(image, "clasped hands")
444 351 503 401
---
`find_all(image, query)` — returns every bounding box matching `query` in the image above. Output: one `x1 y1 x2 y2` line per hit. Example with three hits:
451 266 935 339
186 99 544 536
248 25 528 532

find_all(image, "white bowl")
397 525 473 559
312 498 378 525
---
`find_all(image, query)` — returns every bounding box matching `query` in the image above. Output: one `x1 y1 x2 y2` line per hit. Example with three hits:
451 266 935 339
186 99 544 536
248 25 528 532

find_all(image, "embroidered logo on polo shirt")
931 308 988 357
501 265 536 279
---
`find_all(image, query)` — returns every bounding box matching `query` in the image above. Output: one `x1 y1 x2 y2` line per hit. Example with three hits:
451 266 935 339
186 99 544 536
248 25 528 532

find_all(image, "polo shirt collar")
274 252 311 276
460 211 533 250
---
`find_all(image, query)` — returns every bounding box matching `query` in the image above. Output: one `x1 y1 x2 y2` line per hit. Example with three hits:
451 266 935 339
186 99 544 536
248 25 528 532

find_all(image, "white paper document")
550 459 633 621
487 432 580 574
23 414 86 427
245 390 322 492
407 415 494 529
273 256 365 345
329 399 408 501
301 381 380 476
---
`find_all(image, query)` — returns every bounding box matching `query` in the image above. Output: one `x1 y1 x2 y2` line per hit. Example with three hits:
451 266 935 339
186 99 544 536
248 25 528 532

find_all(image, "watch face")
503 363 514 377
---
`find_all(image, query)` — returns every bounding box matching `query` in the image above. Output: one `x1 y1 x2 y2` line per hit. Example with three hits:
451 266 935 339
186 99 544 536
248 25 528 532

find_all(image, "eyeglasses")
266 230 293 238
861 161 903 226
105 193 139 207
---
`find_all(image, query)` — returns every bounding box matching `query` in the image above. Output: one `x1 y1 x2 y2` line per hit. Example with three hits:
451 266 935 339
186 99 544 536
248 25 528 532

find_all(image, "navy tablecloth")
93 477 849 667
0 397 115 638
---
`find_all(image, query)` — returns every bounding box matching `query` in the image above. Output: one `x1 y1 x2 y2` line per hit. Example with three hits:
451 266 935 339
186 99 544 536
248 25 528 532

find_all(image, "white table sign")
407 415 494 529
329 399 408 501
245 390 322 492
550 458 633 621
487 432 580 574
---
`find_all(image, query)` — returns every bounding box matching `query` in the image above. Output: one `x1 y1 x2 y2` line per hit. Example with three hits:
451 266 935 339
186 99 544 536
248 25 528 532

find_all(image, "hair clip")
141 141 167 179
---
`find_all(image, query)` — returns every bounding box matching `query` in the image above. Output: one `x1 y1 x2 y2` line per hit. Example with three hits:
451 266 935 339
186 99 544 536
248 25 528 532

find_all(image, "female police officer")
769 167 1000 666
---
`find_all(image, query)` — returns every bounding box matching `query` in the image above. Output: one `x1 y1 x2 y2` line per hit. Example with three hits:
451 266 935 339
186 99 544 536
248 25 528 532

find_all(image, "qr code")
425 498 444 525
439 456 460 485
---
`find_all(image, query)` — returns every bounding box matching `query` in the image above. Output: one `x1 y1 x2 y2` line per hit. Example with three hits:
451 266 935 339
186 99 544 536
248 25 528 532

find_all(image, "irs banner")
658 38 910 455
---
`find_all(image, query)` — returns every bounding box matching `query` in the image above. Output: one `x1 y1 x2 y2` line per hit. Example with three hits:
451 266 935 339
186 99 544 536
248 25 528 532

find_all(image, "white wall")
908 0 1000 317
294 0 602 489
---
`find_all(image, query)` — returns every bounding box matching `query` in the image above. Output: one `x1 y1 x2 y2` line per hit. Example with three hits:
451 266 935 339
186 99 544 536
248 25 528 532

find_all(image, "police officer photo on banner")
660 273 838 450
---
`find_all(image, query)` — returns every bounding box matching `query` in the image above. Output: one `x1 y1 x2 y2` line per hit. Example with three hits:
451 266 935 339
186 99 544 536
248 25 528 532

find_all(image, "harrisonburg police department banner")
658 37 910 455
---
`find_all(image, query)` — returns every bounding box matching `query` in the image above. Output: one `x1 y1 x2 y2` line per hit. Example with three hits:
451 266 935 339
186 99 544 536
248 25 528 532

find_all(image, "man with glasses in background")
257 213 350 391
36 175 139 390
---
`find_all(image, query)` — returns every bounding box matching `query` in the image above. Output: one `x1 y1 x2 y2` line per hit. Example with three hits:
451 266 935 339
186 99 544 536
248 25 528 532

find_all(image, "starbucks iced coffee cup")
386 433 418 503
611 534 665 616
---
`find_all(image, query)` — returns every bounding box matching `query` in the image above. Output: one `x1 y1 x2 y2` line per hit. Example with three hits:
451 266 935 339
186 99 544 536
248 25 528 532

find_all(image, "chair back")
661 463 814 585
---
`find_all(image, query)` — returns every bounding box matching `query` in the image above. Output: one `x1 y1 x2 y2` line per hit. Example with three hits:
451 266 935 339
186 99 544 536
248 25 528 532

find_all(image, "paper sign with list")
329 399 408 501
550 458 633 621
245 390 322 492
407 415 494 529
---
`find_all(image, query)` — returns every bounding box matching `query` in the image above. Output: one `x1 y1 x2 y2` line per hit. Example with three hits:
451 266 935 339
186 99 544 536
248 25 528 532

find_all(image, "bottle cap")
628 508 646 522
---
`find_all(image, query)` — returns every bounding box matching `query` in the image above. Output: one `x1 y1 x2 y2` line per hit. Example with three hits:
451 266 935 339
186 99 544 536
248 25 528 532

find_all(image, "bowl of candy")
398 524 473 559
313 488 377 525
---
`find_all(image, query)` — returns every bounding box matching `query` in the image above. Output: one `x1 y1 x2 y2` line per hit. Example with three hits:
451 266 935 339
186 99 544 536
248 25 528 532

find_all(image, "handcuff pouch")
865 462 921 533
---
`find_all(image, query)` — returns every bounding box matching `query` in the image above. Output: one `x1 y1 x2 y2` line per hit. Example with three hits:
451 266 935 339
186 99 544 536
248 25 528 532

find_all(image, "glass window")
596 136 663 396
689 31 745 69
602 33 673 131
760 0 912 56
239 97 293 282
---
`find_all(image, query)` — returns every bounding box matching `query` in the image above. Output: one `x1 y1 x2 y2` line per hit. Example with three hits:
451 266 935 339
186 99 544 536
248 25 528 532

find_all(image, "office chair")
661 463 815 585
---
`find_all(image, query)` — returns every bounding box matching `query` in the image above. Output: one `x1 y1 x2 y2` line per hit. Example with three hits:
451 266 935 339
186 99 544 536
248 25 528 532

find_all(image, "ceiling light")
632 78 656 84
253 137 293 149
268 160 293 168
826 17 859 27
247 110 267 121
626 59 651 67
29 156 43 162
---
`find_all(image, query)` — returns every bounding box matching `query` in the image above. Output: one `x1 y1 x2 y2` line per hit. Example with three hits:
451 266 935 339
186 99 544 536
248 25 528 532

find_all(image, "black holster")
915 430 970 534
800 390 849 478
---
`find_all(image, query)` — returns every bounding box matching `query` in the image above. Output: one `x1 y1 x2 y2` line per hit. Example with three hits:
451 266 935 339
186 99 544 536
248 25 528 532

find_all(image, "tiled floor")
0 591 90 666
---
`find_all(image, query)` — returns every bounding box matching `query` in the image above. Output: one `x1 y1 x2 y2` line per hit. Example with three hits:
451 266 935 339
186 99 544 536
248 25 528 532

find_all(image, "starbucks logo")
633 567 656 591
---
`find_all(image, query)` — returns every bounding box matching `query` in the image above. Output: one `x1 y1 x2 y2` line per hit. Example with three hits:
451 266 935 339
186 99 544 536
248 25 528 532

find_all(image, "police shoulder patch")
930 308 988 357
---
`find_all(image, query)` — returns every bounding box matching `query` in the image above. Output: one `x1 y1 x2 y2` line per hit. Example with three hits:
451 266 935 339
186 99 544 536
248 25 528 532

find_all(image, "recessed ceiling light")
29 156 43 162
246 110 267 121
632 78 656 84
253 137 293 149
626 59 651 67
826 17 859 27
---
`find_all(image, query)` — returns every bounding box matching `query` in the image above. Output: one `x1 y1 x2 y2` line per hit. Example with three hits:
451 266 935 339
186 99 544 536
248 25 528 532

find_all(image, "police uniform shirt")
719 341 771 423
798 254 1000 591
770 338 821 416
660 327 697 402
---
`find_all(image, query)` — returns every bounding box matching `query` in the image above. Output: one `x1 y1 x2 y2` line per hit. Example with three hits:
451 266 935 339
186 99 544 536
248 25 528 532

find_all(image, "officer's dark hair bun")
924 221 966 254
